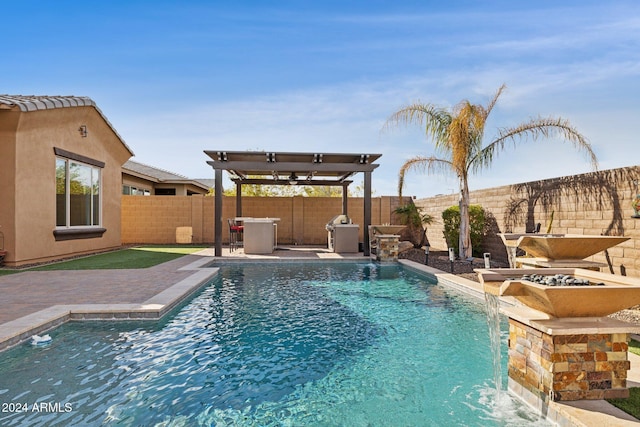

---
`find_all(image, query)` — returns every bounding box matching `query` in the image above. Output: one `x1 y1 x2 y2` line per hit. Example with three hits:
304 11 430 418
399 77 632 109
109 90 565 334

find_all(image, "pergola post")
342 184 348 215
235 181 242 217
214 168 223 256
363 171 372 256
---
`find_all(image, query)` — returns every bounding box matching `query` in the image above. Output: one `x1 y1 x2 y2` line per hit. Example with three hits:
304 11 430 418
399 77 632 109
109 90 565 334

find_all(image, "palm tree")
384 84 598 259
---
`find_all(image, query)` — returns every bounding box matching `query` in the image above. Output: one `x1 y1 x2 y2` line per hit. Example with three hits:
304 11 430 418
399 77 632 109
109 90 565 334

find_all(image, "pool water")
0 262 550 426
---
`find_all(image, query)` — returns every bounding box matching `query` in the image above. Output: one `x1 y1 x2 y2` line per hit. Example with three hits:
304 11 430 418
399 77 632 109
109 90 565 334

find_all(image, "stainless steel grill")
325 214 351 231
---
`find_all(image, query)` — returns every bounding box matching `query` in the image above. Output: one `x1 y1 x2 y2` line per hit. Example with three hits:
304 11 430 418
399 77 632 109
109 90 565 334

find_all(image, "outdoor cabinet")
243 219 277 254
329 224 359 253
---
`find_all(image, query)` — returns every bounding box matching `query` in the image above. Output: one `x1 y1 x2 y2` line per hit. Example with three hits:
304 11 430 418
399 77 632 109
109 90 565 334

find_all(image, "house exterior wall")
121 195 405 246
414 166 640 278
122 174 209 196
122 174 153 194
1 106 131 266
0 110 19 259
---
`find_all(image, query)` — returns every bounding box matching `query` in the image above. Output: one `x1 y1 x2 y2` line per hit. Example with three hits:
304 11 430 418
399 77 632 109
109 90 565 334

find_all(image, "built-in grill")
325 214 351 231
326 214 359 253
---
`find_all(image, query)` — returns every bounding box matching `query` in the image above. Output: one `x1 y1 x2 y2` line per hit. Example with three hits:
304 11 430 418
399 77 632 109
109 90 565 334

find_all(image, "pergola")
204 150 381 257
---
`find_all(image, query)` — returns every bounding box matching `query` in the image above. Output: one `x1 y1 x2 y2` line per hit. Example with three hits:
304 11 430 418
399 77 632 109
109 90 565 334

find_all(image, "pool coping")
0 256 218 352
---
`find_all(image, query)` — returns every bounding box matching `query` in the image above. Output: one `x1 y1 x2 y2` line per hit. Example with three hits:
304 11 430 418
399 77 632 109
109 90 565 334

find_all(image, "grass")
630 339 640 357
607 387 640 419
0 245 208 273
605 339 640 420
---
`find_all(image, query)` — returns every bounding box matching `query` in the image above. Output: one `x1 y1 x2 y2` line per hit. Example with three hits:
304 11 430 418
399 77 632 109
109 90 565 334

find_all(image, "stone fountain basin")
476 268 640 318
515 234 629 260
370 225 406 235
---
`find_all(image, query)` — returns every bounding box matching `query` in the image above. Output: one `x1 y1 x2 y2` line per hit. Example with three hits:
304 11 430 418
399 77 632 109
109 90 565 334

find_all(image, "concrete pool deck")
0 247 639 426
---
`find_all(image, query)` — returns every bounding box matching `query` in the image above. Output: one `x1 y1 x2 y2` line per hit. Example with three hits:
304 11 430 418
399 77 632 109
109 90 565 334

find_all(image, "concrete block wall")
414 166 640 278
121 195 195 244
122 195 406 247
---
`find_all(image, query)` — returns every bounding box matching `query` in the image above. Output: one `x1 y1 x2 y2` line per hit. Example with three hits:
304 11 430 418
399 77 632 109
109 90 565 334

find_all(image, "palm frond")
382 103 452 148
470 116 598 174
450 101 488 173
398 155 453 197
483 84 507 120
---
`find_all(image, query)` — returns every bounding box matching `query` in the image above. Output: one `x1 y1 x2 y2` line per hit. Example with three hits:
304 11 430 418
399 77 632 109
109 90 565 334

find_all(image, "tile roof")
0 95 96 111
0 94 133 156
123 160 211 191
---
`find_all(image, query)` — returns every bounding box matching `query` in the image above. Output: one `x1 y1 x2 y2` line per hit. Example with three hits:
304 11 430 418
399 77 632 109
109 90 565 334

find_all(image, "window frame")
53 148 106 241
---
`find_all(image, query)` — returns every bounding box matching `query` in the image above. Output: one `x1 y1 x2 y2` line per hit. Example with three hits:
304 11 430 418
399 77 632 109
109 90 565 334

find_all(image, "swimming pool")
0 262 549 426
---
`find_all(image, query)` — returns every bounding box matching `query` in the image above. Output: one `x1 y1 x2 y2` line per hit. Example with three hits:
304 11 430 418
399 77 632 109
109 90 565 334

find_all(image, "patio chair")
228 219 244 251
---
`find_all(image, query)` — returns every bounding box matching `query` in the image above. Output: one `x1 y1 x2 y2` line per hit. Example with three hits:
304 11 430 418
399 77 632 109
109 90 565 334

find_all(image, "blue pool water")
0 262 550 426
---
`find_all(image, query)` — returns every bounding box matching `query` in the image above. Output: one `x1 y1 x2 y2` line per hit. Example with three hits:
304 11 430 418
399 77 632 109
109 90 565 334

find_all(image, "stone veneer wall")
414 165 640 278
508 319 630 401
375 235 399 262
121 195 408 246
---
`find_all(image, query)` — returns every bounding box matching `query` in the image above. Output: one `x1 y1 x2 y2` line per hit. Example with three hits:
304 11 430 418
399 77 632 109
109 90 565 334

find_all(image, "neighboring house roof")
0 94 134 156
123 160 211 191
195 178 215 189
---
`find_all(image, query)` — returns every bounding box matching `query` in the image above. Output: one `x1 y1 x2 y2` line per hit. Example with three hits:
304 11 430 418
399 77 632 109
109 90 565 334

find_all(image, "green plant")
28 246 208 271
606 387 640 419
394 203 434 248
442 204 485 257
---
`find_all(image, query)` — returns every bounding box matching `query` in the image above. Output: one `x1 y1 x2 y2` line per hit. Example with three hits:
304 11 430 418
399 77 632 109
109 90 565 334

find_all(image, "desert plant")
394 203 434 248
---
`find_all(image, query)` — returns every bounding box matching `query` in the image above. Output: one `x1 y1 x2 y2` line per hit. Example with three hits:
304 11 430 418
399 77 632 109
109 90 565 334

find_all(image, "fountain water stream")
484 293 503 398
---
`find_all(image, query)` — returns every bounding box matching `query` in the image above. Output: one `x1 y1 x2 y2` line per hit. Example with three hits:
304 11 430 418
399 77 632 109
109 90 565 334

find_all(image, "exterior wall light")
449 247 455 273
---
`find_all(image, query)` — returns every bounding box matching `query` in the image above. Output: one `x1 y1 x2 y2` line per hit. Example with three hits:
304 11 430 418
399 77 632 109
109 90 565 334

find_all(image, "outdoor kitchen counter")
236 218 280 254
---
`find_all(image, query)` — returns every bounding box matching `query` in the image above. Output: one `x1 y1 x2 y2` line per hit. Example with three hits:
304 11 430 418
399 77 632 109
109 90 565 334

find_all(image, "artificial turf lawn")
606 387 640 419
605 339 640 420
0 246 207 273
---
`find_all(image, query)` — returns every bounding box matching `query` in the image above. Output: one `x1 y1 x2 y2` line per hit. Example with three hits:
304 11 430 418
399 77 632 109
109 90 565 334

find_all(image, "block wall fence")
414 166 640 278
121 195 408 247
121 165 640 278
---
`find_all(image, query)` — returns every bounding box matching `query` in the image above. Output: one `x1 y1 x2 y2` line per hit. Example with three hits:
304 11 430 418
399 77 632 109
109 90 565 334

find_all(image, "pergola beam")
231 179 353 186
206 160 378 173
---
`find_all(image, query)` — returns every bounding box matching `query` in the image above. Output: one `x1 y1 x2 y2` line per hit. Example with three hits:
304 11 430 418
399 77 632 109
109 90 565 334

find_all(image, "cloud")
115 42 640 198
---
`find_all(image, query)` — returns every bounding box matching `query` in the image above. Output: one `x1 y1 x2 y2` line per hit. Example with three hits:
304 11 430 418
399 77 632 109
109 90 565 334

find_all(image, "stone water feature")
369 225 406 262
499 233 629 270
477 234 640 404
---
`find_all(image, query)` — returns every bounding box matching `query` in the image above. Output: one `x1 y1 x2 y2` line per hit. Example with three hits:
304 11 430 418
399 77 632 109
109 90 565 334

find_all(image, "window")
56 157 101 227
123 185 150 196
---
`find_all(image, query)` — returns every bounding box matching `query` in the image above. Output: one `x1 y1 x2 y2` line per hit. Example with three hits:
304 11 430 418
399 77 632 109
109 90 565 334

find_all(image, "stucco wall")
121 195 406 246
0 110 19 258
3 106 131 266
414 166 640 278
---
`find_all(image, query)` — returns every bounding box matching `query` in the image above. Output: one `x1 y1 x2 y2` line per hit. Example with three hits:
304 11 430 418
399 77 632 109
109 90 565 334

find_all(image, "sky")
4 1 640 197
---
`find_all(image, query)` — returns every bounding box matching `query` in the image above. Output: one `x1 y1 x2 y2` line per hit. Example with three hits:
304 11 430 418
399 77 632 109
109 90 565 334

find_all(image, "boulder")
398 241 414 253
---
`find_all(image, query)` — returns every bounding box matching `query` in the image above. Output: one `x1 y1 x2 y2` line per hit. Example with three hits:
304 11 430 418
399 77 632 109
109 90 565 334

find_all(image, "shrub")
442 204 486 257
393 203 434 248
